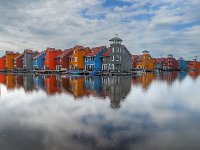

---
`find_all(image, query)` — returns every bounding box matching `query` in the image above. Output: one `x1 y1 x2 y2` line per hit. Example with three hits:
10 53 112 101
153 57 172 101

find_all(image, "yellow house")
136 50 154 71
6 51 20 70
69 46 90 70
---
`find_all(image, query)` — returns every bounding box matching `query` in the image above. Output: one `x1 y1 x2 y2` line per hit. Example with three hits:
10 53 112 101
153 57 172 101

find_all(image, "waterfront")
0 72 200 150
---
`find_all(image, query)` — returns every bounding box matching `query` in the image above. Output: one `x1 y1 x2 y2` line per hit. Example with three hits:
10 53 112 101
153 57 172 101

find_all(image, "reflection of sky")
0 75 200 149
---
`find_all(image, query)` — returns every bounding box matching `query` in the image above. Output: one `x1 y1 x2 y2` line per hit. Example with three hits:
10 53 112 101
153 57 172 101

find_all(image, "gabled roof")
33 51 45 59
101 47 111 57
56 49 73 58
14 53 24 60
85 46 106 57
0 55 6 59
154 58 166 63
132 55 142 62
46 48 56 51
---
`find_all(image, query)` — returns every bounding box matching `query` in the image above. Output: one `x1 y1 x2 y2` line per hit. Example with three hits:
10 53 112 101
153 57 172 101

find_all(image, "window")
74 57 77 62
74 50 76 54
116 55 120 61
85 57 88 62
91 57 95 61
116 47 119 52
112 47 115 52
90 64 95 70
112 56 114 61
103 57 106 62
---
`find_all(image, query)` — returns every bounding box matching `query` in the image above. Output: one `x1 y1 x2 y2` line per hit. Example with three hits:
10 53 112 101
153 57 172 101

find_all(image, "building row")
0 36 199 73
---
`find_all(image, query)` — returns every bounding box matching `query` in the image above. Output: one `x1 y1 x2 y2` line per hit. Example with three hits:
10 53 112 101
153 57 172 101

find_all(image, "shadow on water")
0 71 200 150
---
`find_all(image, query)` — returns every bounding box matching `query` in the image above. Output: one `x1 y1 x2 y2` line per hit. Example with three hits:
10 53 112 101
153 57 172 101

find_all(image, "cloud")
0 0 199 60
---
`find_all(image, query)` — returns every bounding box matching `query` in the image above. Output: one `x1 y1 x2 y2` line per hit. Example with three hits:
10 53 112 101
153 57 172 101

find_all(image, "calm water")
0 72 200 150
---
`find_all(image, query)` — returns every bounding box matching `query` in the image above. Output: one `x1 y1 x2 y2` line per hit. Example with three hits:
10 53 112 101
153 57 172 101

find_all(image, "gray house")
101 36 132 72
23 50 38 71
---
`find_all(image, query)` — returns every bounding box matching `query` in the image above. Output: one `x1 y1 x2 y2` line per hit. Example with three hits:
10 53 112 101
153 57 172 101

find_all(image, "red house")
163 54 178 71
0 55 6 71
14 53 24 70
55 48 73 70
188 59 200 71
44 48 62 70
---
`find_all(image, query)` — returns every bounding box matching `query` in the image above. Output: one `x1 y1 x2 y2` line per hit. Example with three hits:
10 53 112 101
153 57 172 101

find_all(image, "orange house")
135 50 155 71
44 48 62 70
188 59 200 71
69 46 90 70
5 51 20 70
0 55 6 71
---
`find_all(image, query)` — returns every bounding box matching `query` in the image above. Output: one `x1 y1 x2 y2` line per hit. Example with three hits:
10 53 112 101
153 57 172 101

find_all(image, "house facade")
101 37 132 72
84 46 107 71
0 56 6 71
14 54 24 71
69 46 90 70
33 51 46 70
163 54 178 71
154 58 165 71
44 48 62 70
188 58 200 71
55 49 73 70
5 51 20 70
178 57 188 71
23 50 38 71
135 50 154 71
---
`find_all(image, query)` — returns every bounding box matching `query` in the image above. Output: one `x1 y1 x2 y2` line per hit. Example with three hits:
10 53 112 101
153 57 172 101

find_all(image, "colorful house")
188 58 200 71
23 50 38 71
0 55 6 71
5 51 20 70
69 46 90 70
101 37 132 72
55 49 73 70
154 58 165 71
101 47 111 71
178 57 188 71
33 51 46 70
84 46 107 71
135 50 154 71
44 48 62 70
14 53 24 71
163 54 178 71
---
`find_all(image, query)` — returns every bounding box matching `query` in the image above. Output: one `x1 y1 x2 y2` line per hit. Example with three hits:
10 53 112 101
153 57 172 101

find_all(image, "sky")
0 0 200 60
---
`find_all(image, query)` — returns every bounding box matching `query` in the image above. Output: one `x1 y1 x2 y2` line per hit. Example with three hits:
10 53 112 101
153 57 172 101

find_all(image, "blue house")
84 46 107 72
178 57 188 71
33 51 46 70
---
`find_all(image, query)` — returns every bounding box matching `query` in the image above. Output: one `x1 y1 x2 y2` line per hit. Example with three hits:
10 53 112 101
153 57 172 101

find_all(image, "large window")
112 56 114 61
112 47 115 52
116 55 120 61
74 57 77 62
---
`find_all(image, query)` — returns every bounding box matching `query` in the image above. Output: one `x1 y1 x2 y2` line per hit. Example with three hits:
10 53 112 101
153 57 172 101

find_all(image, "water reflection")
0 72 200 150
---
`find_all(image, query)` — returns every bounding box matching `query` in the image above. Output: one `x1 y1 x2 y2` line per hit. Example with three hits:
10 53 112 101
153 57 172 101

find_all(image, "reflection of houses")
0 74 6 85
162 72 178 84
84 76 104 98
44 48 62 70
23 74 34 92
55 49 73 70
33 51 46 70
84 46 107 71
188 71 200 80
44 75 61 95
6 74 16 89
61 76 71 94
68 76 87 98
101 76 131 109
33 75 45 90
5 51 20 70
132 73 154 90
15 75 24 88
178 71 187 81
0 56 6 71
69 46 90 70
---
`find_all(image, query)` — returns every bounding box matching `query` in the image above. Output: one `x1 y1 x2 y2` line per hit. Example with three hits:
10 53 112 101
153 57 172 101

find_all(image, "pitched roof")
46 48 56 51
56 49 73 58
132 55 143 62
14 53 24 60
33 51 45 59
154 58 166 63
85 46 106 57
101 47 111 57
24 49 34 53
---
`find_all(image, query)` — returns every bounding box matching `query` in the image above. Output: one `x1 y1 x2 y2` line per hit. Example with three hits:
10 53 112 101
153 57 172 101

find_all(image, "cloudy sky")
0 0 200 60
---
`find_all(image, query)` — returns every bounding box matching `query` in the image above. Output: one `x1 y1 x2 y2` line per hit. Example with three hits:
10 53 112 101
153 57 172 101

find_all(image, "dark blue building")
33 51 46 70
178 57 188 71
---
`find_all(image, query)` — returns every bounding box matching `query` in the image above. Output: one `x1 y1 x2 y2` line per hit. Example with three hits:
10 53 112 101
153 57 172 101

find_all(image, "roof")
33 51 45 59
24 49 34 53
0 55 6 59
109 37 122 42
101 47 111 57
154 58 166 63
46 48 56 51
132 55 143 62
56 49 73 58
14 53 24 60
142 50 149 54
85 46 106 57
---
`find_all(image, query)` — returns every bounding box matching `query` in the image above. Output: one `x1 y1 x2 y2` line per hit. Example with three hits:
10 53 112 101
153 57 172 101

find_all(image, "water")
0 72 200 150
